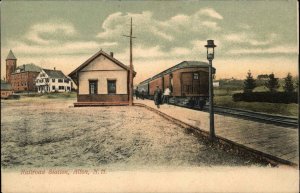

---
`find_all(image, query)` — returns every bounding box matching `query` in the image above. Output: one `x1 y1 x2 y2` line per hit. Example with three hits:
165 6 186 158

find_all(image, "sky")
1 0 298 84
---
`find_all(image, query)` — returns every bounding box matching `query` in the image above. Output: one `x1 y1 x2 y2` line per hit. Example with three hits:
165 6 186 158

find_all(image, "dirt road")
1 98 267 170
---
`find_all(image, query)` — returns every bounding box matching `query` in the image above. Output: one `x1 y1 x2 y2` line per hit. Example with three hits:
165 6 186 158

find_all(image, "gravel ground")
1 98 267 170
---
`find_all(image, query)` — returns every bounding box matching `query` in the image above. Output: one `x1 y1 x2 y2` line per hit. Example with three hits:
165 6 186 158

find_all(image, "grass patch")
214 95 298 117
18 92 77 101
214 88 242 96
40 92 77 99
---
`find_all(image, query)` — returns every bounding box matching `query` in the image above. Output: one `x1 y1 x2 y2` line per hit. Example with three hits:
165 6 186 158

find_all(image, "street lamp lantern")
204 39 217 140
205 40 216 60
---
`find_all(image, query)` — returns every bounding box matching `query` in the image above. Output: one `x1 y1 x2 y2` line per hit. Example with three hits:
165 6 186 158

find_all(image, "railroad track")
202 105 298 128
145 98 298 128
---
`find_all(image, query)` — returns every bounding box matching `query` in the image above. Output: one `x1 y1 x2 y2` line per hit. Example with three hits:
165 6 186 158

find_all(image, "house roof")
69 50 136 78
1 79 12 90
13 63 42 73
43 69 68 79
6 50 17 60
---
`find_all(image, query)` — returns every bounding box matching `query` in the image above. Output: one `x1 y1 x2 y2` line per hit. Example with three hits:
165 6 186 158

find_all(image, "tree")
243 70 256 93
265 73 280 92
283 73 295 93
295 76 299 91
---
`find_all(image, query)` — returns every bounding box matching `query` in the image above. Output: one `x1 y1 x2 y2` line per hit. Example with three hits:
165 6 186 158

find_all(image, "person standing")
154 85 162 108
141 89 145 100
163 86 171 104
135 89 139 100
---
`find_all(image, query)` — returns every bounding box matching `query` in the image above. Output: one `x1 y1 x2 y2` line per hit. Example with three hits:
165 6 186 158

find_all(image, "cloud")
223 33 247 43
228 45 298 55
117 45 165 61
4 20 118 58
6 40 117 55
223 32 277 46
239 24 251 30
198 8 223 20
201 21 220 30
170 47 190 55
169 14 190 24
26 21 76 44
96 8 223 44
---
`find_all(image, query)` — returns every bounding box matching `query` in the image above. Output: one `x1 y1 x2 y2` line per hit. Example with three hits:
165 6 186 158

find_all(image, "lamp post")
205 40 216 140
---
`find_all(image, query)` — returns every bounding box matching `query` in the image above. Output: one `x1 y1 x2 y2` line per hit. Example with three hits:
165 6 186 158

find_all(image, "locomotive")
136 61 216 109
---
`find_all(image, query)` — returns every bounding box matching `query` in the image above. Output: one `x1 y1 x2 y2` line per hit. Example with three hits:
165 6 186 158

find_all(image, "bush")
232 92 298 104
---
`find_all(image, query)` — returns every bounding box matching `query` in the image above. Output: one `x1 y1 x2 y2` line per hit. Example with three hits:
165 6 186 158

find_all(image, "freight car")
136 61 215 109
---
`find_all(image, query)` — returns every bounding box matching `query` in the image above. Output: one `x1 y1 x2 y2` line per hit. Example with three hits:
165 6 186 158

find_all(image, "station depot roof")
139 61 216 85
68 50 136 81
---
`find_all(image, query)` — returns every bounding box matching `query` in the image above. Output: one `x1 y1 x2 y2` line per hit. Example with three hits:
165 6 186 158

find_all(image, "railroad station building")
69 50 136 106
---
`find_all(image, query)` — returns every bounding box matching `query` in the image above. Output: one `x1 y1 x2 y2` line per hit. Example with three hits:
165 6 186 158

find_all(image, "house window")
52 86 55 90
89 80 98 94
52 79 55 82
59 86 64 90
107 80 116 94
67 86 70 91
193 73 199 80
58 79 63 83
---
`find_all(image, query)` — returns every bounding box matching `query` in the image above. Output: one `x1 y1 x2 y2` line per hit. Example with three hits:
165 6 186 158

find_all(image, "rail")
202 105 298 128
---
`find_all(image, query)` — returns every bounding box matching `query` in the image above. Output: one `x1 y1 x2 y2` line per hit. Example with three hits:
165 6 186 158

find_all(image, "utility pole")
123 17 136 106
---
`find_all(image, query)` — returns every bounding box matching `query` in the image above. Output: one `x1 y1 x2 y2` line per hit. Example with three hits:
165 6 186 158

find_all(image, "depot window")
107 80 116 94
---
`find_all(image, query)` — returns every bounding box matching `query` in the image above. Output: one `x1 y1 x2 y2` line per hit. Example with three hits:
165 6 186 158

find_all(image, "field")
214 89 298 117
1 96 267 170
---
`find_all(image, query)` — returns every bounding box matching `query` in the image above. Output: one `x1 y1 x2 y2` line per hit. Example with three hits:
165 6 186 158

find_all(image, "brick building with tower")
6 50 17 83
6 50 42 92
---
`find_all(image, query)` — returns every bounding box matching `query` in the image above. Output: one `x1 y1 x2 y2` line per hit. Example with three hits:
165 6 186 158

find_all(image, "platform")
135 99 299 166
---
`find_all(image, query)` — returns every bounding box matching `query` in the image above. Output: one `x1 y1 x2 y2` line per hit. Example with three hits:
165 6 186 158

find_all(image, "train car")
136 78 151 99
137 61 215 109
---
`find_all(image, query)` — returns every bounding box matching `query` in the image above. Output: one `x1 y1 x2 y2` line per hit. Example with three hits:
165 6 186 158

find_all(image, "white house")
68 50 136 106
35 69 72 93
213 81 220 87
